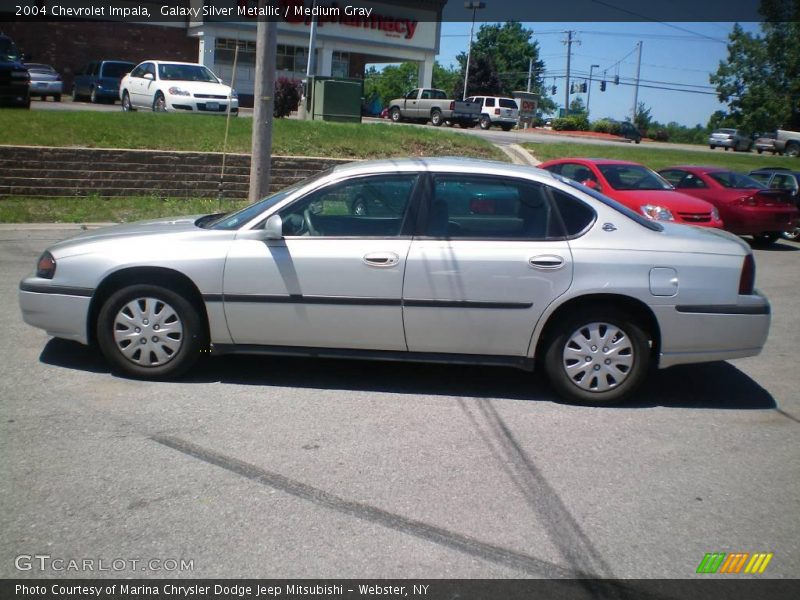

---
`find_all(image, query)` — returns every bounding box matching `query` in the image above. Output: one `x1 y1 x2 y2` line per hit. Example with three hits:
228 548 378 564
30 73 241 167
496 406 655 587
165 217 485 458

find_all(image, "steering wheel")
303 208 317 236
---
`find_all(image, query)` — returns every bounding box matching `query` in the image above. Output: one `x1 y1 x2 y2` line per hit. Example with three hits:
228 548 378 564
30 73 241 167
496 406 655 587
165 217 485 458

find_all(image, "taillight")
738 195 759 207
36 251 56 279
739 254 755 295
449 101 455 110
494 108 500 115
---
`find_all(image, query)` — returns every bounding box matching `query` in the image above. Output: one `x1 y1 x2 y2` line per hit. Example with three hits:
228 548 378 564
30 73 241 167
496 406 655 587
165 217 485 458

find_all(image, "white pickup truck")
388 88 480 127
775 130 800 157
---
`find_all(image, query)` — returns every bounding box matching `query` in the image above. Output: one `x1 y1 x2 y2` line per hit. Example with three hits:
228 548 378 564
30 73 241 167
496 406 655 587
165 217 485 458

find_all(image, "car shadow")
39 338 775 410
750 240 799 251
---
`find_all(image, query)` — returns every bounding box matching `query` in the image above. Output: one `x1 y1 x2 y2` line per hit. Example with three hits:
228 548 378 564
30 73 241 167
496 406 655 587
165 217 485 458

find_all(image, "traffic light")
552 85 557 95
614 74 620 85
600 80 606 91
581 82 588 93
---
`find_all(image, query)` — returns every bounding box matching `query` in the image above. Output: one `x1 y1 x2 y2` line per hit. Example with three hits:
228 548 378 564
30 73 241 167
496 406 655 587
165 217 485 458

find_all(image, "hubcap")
113 297 183 367
562 322 634 393
155 97 165 112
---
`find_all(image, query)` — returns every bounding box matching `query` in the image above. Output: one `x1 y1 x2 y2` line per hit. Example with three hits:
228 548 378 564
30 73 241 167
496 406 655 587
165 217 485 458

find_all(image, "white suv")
467 96 519 131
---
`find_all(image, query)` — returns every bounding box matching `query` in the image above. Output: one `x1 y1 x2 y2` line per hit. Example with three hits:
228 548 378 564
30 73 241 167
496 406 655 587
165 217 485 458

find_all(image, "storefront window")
332 51 350 78
214 38 256 65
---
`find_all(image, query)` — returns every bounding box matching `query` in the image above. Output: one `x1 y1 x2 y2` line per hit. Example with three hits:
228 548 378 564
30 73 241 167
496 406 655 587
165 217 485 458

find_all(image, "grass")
0 196 249 223
523 141 794 173
0 109 506 161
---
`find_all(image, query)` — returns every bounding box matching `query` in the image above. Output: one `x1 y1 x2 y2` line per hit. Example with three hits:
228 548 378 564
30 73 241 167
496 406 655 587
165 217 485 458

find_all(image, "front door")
403 174 574 357
222 173 421 351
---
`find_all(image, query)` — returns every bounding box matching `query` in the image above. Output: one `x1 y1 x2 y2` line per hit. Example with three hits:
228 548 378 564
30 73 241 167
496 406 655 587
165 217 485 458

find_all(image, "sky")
435 21 763 127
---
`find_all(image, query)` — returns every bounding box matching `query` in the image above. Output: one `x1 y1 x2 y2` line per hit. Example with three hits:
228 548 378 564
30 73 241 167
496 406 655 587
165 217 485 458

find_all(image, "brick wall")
0 146 354 199
3 21 198 91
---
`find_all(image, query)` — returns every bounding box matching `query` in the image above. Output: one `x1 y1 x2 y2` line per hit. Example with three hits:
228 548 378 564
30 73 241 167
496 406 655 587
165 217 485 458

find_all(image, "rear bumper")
654 293 771 368
19 279 92 345
725 207 800 234
30 81 62 96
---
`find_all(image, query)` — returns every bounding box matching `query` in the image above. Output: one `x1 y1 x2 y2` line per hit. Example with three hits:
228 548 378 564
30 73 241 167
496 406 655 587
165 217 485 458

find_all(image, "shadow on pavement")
40 338 775 410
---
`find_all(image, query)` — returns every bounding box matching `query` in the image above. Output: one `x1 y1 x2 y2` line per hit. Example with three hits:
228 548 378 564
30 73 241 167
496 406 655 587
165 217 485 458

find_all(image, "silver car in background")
19 158 770 405
25 63 62 102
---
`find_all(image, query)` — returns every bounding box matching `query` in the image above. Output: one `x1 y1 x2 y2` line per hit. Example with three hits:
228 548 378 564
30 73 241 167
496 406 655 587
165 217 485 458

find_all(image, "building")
2 0 447 106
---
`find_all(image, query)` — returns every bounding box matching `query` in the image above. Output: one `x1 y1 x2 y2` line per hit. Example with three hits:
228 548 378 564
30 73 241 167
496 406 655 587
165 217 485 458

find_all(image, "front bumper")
654 292 771 368
19 279 92 345
167 95 239 114
709 138 735 148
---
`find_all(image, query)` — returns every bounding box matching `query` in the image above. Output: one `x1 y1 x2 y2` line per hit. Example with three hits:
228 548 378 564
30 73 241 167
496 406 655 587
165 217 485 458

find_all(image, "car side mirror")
264 214 283 239
582 179 601 192
143 72 154 80
22 52 32 61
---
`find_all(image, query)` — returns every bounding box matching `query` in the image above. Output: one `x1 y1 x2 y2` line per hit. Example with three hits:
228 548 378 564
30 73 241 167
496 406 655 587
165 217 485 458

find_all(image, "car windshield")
206 170 334 230
0 37 21 61
715 129 736 135
708 171 764 189
597 164 673 191
158 64 218 82
102 62 135 78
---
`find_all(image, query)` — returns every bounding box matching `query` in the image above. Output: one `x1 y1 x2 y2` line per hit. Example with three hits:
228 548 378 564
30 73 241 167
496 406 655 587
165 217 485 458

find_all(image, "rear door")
402 174 574 357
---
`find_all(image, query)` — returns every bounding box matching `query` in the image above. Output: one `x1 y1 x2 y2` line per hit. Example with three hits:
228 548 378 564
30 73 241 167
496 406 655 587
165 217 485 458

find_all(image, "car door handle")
529 255 565 269
363 252 400 267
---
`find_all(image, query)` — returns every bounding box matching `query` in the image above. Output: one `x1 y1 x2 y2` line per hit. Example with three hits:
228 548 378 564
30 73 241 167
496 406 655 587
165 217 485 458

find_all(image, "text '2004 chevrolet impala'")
19 158 771 404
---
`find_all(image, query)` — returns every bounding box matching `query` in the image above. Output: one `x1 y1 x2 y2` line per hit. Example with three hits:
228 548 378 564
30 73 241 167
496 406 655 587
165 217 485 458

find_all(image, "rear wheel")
782 227 800 241
544 308 651 405
97 284 205 379
501 124 513 132
709 145 715 150
72 85 82 102
785 142 800 158
53 94 61 102
479 115 491 130
430 109 443 126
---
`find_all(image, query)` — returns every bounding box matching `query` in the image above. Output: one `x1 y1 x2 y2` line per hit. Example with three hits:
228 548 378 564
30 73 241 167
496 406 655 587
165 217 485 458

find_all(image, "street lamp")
462 1 486 101
586 64 599 117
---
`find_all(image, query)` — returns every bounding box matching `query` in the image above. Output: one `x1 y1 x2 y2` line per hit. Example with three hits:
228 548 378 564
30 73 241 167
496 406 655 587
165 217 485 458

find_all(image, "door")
403 174 574 357
222 173 421 351
405 89 420 118
128 62 155 107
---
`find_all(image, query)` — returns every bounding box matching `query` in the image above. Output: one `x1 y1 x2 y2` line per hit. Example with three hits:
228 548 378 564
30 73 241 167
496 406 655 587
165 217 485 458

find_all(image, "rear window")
708 171 763 189
559 177 664 232
101 62 135 78
499 98 518 108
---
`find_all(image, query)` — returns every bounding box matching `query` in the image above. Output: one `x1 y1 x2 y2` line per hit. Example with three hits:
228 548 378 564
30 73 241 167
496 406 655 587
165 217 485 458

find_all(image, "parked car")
618 121 642 144
708 128 752 152
538 158 724 227
18 158 770 405
119 60 238 115
753 132 780 155
0 33 30 108
73 60 135 103
658 166 799 246
466 96 519 131
773 130 800 157
25 63 62 101
387 88 480 127
749 167 800 240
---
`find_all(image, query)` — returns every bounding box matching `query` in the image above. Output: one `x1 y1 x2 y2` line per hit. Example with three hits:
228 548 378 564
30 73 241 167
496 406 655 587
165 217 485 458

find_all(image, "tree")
634 101 653 132
569 96 586 115
711 1 800 132
455 21 555 112
432 62 461 98
364 62 417 106
454 54 502 99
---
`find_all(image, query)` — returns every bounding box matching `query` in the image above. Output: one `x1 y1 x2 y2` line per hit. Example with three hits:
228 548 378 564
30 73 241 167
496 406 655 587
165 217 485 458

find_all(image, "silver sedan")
18 158 771 404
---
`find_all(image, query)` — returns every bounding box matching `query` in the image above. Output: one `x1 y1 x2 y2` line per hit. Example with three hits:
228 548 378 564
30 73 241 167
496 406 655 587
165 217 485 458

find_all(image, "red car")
539 158 724 228
658 166 799 246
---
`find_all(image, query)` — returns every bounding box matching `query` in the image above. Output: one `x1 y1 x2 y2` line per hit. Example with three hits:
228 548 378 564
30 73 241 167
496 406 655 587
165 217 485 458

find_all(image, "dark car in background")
26 63 62 101
749 167 800 240
73 60 135 103
618 121 642 144
659 166 799 246
0 33 30 108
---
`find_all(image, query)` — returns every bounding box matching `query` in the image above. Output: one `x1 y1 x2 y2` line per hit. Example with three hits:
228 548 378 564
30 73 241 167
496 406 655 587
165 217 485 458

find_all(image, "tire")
757 149 763 154
90 87 97 104
501 124 513 132
390 107 402 123
751 232 780 246
782 227 800 241
53 94 61 102
430 109 443 126
97 284 206 380
785 143 800 158
121 91 134 112
544 308 651 405
479 115 491 130
724 147 729 151
635 139 641 144
72 85 81 102
152 92 167 112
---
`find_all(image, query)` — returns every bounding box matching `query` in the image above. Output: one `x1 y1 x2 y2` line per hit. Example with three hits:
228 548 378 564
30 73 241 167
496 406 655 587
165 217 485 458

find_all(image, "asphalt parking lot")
1 226 798 580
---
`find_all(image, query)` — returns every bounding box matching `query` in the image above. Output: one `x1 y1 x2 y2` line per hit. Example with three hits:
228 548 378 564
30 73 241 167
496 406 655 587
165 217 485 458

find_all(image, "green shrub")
552 115 590 131
274 77 302 118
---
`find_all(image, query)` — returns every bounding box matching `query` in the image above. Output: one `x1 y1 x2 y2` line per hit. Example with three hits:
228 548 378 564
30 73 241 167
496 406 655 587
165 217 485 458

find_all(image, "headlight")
168 87 190 96
711 206 721 221
36 251 56 279
640 205 674 221
230 88 238 99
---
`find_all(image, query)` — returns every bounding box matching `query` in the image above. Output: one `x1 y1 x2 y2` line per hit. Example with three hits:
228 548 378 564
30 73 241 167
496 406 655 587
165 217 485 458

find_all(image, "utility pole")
526 57 533 93
563 30 575 116
462 1 485 101
631 41 643 125
586 63 599 117
249 1 278 203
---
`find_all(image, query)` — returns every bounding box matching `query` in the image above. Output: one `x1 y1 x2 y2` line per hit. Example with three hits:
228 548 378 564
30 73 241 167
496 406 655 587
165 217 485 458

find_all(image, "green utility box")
310 77 362 123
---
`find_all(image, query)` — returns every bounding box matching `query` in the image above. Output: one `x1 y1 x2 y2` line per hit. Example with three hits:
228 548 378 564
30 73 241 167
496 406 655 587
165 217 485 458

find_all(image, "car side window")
771 174 799 193
130 64 146 78
405 89 418 100
420 90 432 99
549 189 597 237
424 176 560 240
749 172 770 185
278 175 418 238
560 163 597 184
663 170 706 189
485 97 496 107
91 62 100 76
143 63 156 78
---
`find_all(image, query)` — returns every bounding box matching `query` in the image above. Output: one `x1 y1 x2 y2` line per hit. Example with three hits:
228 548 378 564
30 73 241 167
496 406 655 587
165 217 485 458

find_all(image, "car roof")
328 157 556 181
142 60 205 67
661 166 730 173
543 158 645 167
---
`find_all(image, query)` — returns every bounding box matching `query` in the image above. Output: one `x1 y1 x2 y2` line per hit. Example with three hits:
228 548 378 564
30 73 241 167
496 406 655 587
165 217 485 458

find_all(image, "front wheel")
544 309 651 405
97 284 205 379
121 91 134 112
390 107 402 123
152 92 167 112
751 232 780 246
90 87 98 103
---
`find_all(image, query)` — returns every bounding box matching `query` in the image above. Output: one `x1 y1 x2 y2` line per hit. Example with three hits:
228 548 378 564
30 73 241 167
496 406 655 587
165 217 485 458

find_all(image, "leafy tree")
364 62 417 106
711 1 800 132
432 62 461 98
634 101 653 132
454 54 503 99
569 96 586 115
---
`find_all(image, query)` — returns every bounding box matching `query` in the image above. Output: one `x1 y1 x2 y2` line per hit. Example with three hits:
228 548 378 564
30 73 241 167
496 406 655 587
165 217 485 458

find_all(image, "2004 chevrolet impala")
19 158 771 404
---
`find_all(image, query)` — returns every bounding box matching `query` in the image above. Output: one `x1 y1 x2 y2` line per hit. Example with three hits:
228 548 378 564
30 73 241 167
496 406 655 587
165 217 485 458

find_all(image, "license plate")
206 102 219 110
